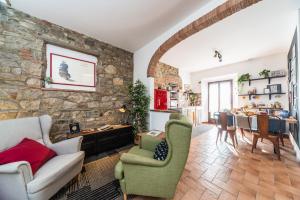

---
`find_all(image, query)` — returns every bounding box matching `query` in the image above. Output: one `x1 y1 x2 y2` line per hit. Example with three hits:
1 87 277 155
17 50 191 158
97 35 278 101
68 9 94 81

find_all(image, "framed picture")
264 88 270 94
267 84 281 93
45 44 97 92
69 122 80 134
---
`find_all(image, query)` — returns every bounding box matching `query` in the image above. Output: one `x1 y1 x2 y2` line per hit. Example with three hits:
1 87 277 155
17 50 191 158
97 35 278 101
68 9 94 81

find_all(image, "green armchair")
114 114 192 199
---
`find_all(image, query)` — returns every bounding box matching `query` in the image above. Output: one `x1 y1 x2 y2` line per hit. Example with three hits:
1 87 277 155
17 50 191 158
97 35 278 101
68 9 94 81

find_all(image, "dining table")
214 112 297 133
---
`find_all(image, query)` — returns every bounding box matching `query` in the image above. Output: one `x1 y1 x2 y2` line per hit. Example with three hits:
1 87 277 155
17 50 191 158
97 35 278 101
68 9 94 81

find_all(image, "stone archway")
147 0 262 77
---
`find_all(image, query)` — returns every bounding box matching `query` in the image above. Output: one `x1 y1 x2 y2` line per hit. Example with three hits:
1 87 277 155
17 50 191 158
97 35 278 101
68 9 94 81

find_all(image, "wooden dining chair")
236 115 252 138
260 117 285 147
252 114 280 160
216 112 238 148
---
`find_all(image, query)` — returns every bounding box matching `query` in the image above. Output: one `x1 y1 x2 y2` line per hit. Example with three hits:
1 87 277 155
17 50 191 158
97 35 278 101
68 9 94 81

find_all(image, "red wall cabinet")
154 89 167 110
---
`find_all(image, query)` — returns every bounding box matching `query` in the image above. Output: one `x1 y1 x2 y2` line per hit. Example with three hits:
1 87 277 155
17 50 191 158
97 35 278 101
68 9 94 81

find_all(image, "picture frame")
264 88 270 94
69 122 80 134
45 44 97 92
267 84 281 93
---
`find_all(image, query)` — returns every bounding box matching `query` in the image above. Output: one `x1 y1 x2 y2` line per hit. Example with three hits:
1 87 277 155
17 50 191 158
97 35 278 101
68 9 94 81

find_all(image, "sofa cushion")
27 151 84 194
153 140 168 161
0 138 56 174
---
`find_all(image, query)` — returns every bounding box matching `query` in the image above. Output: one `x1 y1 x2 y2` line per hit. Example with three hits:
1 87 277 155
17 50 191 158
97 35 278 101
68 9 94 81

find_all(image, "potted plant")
128 80 150 136
238 73 250 85
259 69 270 78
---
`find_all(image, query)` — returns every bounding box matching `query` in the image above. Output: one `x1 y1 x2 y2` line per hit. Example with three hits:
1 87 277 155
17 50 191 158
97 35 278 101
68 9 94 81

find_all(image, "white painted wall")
149 111 170 131
178 69 191 86
133 0 226 85
200 73 239 122
191 53 289 122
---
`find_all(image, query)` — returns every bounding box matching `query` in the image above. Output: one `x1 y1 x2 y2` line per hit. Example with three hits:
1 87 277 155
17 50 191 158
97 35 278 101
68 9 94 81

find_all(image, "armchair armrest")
140 135 162 152
0 161 33 184
47 136 83 155
120 153 165 167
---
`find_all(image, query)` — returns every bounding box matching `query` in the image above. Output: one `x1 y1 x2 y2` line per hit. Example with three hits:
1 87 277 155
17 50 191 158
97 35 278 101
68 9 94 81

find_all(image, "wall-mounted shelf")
241 75 286 86
238 92 286 100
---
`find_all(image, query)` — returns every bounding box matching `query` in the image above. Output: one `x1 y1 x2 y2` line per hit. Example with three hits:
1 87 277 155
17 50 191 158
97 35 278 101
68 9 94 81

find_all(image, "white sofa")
0 115 85 200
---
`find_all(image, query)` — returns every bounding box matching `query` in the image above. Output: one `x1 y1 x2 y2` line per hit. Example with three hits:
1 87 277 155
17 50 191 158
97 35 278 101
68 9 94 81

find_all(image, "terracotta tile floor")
134 126 300 200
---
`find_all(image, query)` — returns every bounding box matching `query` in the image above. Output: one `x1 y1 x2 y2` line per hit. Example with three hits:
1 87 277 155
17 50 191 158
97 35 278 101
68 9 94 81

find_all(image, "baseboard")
288 132 300 162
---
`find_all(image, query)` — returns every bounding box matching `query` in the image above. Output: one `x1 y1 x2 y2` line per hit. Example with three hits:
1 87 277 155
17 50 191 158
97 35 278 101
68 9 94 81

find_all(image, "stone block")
104 65 117 74
26 78 40 87
0 112 17 120
19 100 40 110
63 101 77 109
113 78 123 86
0 100 19 110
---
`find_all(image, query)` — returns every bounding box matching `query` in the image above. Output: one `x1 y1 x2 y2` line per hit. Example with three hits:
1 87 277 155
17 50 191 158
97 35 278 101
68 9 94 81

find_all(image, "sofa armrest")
0 161 33 200
48 136 83 155
0 161 33 183
120 153 165 167
140 135 162 152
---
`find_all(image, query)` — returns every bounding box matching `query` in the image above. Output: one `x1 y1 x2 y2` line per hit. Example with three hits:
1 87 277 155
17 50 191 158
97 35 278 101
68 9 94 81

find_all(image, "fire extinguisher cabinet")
154 89 167 110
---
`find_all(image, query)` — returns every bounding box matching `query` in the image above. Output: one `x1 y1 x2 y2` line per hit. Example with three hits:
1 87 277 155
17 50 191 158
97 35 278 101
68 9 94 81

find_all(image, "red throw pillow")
0 138 56 174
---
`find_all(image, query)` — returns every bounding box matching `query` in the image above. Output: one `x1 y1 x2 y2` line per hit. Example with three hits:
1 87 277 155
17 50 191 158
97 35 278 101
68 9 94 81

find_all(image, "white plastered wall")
191 53 289 122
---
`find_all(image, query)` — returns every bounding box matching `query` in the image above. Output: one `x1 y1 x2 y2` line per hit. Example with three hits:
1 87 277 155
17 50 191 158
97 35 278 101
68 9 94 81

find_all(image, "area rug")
192 124 214 138
51 147 133 200
50 123 211 200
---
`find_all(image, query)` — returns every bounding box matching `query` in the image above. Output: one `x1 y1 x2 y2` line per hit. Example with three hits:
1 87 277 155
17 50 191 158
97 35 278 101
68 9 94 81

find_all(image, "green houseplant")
259 69 270 78
238 73 250 94
128 80 150 135
238 73 250 85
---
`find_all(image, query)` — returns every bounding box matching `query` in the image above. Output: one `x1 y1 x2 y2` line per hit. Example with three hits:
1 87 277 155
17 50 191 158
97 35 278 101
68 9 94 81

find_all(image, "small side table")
136 131 165 147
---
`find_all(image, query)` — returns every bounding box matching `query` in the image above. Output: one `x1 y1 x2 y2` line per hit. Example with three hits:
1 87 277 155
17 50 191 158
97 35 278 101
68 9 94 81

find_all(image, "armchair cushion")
27 151 84 194
120 146 165 167
47 136 83 155
0 138 56 174
128 146 153 158
120 153 165 167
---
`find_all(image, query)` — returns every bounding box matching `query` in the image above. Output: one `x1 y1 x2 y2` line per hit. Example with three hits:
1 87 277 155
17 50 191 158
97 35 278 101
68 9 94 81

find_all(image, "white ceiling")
160 0 300 72
10 0 210 52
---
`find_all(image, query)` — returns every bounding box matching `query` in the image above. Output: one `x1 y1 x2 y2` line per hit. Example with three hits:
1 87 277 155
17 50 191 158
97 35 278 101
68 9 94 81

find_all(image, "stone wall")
0 3 133 140
154 62 182 89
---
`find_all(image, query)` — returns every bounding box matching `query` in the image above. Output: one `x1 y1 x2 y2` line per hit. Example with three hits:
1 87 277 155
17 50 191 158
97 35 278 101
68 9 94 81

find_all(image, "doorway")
208 80 233 122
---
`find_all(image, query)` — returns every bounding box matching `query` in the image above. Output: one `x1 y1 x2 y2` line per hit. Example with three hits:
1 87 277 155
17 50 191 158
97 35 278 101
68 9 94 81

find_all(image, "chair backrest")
236 115 251 129
0 115 52 152
169 113 182 120
219 112 228 130
164 117 192 185
257 114 269 138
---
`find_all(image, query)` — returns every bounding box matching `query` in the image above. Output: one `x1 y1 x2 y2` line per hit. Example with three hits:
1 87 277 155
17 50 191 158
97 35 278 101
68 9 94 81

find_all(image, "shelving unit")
238 92 286 100
168 83 179 108
241 75 285 86
239 75 286 100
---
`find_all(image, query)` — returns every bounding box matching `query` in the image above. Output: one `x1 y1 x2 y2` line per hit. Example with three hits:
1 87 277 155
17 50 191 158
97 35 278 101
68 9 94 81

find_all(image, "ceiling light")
214 50 222 62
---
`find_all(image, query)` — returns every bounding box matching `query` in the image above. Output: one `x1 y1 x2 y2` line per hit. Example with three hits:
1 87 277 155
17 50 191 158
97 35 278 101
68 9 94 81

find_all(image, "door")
288 29 299 147
208 80 233 122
